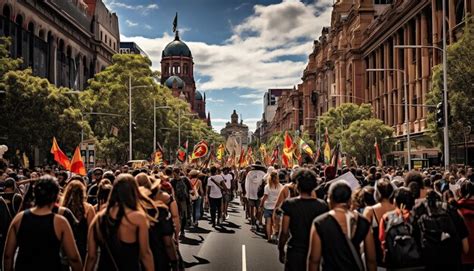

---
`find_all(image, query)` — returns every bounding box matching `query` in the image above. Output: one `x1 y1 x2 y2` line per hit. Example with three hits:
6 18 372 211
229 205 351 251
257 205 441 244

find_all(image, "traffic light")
436 102 444 128
131 121 137 131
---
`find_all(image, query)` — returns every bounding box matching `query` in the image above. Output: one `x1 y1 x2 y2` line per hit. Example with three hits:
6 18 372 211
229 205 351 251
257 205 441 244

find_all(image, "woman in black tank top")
84 174 156 271
3 176 83 271
308 181 377 271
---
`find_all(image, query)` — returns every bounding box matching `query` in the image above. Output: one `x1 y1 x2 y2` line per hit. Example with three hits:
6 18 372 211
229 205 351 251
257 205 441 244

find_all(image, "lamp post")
394 42 449 168
128 75 152 161
367 68 411 170
153 98 171 153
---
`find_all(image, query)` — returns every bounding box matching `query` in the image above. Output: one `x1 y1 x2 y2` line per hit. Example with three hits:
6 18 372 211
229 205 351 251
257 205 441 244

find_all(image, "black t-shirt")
280 197 329 254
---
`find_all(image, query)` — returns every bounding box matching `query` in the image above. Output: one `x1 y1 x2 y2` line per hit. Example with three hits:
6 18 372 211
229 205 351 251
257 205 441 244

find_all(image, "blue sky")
103 0 333 132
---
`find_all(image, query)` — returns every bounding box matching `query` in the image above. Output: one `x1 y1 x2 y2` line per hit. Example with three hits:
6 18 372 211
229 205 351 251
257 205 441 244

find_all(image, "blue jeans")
192 197 202 223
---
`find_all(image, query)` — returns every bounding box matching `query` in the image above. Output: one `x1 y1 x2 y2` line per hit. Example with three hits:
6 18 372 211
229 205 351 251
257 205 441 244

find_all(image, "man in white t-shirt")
245 163 266 229
207 166 226 227
221 167 233 221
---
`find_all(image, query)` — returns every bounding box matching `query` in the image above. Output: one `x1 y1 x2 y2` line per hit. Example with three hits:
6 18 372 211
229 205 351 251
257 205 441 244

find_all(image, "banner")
323 127 331 164
191 140 209 160
374 138 383 167
70 146 86 175
216 144 225 161
177 140 188 163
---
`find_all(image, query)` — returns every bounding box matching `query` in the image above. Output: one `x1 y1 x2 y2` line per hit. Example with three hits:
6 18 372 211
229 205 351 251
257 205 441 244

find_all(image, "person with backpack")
379 187 424 270
279 169 329 271
362 178 395 268
413 190 469 271
170 168 192 238
457 180 474 270
307 180 376 271
206 166 226 227
188 170 203 227
245 163 266 231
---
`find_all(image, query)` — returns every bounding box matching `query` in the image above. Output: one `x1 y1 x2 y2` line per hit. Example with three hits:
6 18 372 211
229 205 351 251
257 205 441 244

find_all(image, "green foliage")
316 103 373 146
341 119 394 165
0 37 86 160
83 53 222 164
426 17 474 147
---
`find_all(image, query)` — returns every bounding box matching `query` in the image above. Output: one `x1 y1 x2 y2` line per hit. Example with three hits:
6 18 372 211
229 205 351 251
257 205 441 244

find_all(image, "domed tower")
161 14 197 112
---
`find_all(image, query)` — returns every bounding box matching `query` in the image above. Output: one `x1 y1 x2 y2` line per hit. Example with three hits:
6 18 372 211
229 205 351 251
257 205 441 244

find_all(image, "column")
448 0 456 43
421 11 430 127
406 24 416 127
48 36 57 85
416 15 422 125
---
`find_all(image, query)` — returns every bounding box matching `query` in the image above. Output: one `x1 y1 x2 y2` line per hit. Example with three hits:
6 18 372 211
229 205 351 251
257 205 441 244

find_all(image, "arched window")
183 64 188 75
27 22 34 69
15 15 23 59
2 5 11 36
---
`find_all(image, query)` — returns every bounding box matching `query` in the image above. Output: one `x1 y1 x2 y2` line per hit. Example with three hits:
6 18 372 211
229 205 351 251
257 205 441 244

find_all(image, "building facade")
160 31 208 121
221 110 249 148
264 0 472 166
120 41 149 58
0 0 120 90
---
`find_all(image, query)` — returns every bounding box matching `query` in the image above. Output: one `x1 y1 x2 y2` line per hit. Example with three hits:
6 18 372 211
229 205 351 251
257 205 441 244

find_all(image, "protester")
170 168 192 238
362 178 395 268
245 163 266 230
259 171 282 243
61 180 96 261
3 176 83 271
221 167 233 221
457 180 474 270
189 170 203 227
207 166 225 227
84 174 154 271
278 168 328 271
308 180 376 271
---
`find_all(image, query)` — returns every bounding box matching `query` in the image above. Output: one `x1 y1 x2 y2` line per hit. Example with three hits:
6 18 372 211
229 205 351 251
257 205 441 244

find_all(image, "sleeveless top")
96 216 141 271
148 207 174 271
314 212 370 271
75 214 89 261
15 209 62 271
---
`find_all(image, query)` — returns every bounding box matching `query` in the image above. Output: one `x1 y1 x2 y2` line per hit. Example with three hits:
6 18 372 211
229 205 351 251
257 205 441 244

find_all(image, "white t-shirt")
222 173 233 189
208 175 224 199
245 170 265 200
264 183 283 210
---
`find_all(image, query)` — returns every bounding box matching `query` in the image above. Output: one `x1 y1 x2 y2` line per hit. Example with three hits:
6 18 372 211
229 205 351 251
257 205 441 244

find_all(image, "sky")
103 0 333 132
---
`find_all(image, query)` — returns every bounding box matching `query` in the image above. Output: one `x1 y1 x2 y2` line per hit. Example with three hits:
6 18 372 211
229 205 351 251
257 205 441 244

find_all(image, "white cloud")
144 24 152 30
125 19 138 27
104 1 158 15
121 0 333 93
252 99 263 105
207 97 225 103
240 93 262 99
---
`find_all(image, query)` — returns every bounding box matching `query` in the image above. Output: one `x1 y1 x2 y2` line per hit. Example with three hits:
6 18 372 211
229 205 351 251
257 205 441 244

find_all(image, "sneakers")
225 214 230 220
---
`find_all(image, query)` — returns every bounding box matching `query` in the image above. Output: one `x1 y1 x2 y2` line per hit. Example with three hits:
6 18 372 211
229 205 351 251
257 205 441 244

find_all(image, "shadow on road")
223 221 241 229
187 226 212 234
214 225 236 234
180 235 205 246
183 255 210 268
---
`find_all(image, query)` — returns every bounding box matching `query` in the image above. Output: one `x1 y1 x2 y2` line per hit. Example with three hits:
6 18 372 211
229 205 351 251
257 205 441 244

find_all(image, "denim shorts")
263 208 274 218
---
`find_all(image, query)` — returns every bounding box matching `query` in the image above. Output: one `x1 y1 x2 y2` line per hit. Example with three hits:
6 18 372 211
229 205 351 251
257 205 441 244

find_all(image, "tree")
341 119 394 165
426 17 474 149
0 37 87 162
316 103 373 146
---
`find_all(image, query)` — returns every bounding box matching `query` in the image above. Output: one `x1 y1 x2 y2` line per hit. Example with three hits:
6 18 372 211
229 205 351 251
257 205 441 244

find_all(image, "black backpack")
416 201 460 264
175 178 189 202
384 211 422 268
257 181 266 199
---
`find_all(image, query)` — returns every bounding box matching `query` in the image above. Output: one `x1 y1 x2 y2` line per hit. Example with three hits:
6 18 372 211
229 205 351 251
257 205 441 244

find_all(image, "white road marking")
242 244 247 271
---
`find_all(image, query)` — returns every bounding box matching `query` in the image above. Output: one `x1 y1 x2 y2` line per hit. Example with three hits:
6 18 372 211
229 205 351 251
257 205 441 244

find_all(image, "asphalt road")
179 199 284 271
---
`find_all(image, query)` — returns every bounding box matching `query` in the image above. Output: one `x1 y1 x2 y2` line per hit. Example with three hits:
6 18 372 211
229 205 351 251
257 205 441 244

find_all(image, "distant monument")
220 110 249 151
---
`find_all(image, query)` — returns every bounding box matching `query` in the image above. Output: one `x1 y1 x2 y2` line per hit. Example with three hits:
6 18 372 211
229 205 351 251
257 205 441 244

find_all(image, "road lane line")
242 244 247 271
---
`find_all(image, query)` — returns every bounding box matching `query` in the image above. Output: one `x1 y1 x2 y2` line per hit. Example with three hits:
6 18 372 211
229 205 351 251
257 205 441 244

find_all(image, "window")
105 35 107 43
100 31 103 41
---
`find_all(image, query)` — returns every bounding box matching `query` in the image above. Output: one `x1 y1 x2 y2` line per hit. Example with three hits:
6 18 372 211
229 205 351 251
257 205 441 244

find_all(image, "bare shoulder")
127 210 147 223
10 211 25 229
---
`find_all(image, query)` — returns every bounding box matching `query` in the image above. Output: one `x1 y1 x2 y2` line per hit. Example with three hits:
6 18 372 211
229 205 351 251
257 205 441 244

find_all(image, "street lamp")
128 75 152 161
366 68 411 170
394 42 449 168
153 99 171 153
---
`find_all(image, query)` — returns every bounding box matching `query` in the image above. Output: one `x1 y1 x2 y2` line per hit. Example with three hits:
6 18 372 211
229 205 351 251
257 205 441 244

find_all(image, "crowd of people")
0 156 473 271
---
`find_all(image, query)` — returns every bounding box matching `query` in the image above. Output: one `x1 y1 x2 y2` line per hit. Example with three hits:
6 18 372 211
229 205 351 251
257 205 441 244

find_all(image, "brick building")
160 30 208 122
264 0 472 166
0 0 120 90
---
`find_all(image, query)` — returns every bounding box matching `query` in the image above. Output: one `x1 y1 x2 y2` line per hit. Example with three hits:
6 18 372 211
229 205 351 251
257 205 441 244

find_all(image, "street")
179 200 283 271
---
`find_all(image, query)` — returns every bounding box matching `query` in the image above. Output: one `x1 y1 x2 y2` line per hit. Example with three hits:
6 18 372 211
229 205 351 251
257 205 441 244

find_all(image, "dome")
164 76 185 89
195 91 203 100
162 34 192 58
